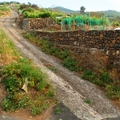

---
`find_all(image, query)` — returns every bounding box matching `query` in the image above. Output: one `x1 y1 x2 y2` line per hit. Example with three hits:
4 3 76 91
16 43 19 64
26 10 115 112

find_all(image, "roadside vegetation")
23 32 120 101
0 28 55 115
0 4 10 17
18 4 65 21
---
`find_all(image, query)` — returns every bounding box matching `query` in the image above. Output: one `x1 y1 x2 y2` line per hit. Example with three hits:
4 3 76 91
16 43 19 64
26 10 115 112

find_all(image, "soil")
0 10 120 120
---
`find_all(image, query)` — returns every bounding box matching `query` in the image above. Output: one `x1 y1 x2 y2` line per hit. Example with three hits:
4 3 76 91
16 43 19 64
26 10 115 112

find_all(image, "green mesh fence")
62 17 73 30
61 15 109 30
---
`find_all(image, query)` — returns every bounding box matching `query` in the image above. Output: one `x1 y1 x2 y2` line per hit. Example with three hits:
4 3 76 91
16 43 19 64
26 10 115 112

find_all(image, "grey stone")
0 115 21 120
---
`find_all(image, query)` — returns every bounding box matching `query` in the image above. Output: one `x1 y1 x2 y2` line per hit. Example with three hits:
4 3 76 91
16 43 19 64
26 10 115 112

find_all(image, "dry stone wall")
35 30 120 79
35 30 120 51
21 18 55 31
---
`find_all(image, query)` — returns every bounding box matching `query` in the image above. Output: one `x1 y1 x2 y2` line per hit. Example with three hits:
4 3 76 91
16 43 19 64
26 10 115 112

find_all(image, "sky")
3 0 120 12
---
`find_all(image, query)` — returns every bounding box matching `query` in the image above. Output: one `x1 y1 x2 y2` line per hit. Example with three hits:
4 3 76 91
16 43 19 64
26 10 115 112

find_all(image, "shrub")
1 58 55 114
22 7 34 13
100 72 112 84
58 49 70 59
81 70 92 79
39 12 51 18
62 56 79 71
105 85 120 100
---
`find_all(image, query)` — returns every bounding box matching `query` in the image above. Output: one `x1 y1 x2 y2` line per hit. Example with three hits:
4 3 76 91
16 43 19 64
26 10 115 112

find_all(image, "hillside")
53 6 76 14
102 10 120 17
53 6 120 17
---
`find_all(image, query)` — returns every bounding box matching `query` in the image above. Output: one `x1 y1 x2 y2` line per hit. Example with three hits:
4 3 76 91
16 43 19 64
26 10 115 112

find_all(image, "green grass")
54 107 64 115
1 58 55 115
0 28 20 64
0 5 10 17
0 29 55 115
0 5 10 11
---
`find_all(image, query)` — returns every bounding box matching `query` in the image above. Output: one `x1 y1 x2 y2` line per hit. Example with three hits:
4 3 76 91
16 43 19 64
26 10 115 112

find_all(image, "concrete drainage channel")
0 12 120 120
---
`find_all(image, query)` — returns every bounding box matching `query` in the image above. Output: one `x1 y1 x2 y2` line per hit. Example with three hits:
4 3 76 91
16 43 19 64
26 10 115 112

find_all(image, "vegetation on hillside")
0 1 20 5
53 6 75 14
0 29 55 115
55 6 120 17
18 4 65 19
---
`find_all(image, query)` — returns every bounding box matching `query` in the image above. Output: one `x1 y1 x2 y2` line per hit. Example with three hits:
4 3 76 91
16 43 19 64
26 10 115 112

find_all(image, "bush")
100 72 112 84
1 58 55 114
22 7 34 13
111 21 120 27
62 56 79 71
2 58 47 91
39 12 51 18
105 85 120 100
58 49 70 59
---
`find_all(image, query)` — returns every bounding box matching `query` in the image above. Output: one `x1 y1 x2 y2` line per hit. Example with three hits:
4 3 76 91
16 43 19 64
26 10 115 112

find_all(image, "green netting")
62 17 73 30
61 15 109 30
74 16 85 27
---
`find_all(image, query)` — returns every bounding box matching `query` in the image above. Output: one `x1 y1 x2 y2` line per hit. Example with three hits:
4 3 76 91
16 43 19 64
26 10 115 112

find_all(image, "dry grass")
0 28 20 65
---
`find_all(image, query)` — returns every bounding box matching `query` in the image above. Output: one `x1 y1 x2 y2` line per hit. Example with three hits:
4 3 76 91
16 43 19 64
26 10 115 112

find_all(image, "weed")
100 72 112 84
46 88 56 98
81 70 92 79
30 94 50 116
50 66 57 72
1 93 29 112
1 58 55 115
55 108 61 115
36 80 47 91
58 49 70 59
81 70 112 87
62 56 79 71
31 106 42 116
84 99 92 104
105 85 120 100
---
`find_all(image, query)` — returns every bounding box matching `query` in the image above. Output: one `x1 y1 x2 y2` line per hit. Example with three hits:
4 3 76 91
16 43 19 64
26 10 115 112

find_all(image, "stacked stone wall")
35 30 120 51
35 30 120 80
16 17 55 31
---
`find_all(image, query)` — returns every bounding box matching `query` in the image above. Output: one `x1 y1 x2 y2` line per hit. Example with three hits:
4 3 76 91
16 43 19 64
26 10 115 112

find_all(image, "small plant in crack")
54 107 64 115
84 99 92 104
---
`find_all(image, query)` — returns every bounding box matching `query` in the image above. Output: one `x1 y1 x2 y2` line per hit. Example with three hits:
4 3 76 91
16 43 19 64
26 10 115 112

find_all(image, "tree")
80 6 85 14
28 2 31 6
31 4 39 10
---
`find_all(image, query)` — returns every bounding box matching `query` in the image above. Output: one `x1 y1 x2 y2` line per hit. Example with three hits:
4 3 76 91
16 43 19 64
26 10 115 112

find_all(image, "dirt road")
0 11 120 120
